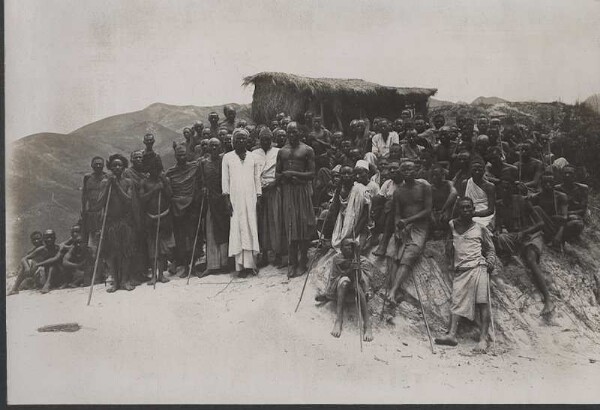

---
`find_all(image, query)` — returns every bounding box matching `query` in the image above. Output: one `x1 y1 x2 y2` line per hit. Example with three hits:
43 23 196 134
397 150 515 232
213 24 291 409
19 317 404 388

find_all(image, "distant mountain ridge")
471 96 510 105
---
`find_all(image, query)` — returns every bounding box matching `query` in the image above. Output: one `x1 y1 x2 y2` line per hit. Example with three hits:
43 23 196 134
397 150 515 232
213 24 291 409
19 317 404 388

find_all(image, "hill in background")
471 96 510 105
7 103 251 270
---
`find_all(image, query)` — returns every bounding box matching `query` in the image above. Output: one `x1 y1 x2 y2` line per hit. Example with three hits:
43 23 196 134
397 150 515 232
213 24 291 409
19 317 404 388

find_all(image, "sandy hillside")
6 256 600 404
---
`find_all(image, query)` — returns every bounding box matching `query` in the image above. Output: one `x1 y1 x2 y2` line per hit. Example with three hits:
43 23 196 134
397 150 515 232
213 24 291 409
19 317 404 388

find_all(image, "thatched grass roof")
243 72 437 99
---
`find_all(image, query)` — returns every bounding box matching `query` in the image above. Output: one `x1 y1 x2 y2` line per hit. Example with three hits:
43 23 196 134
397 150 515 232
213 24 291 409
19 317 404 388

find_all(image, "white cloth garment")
222 151 262 266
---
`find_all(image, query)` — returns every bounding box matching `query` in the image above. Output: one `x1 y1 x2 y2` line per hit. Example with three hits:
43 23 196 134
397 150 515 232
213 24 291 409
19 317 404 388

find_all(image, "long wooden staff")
186 193 205 285
87 184 112 306
294 212 329 313
286 192 293 279
413 272 435 354
351 226 364 352
152 191 162 290
487 273 497 354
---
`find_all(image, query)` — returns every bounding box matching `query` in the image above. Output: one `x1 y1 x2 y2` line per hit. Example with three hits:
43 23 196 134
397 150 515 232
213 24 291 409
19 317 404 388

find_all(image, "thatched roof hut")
243 72 437 131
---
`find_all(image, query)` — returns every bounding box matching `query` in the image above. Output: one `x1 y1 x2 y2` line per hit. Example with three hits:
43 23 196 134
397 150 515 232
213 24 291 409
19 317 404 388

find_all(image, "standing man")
384 161 432 304
222 129 262 278
219 105 237 134
100 154 137 292
208 112 220 138
199 138 231 277
81 156 108 256
123 150 149 284
253 128 285 267
142 133 163 174
276 122 316 278
139 155 174 285
166 143 203 277
192 121 204 142
434 197 496 353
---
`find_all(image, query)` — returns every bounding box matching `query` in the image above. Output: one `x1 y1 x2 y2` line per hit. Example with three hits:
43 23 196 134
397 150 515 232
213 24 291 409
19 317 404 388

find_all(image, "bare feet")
40 286 50 294
288 265 298 279
106 283 117 293
434 335 458 346
178 267 189 278
541 299 555 316
159 274 170 283
473 339 488 354
122 282 135 291
331 319 343 338
147 278 157 286
363 326 373 342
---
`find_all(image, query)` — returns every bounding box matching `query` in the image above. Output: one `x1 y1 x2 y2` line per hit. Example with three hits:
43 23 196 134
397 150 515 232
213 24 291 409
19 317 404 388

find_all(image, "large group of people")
8 104 591 352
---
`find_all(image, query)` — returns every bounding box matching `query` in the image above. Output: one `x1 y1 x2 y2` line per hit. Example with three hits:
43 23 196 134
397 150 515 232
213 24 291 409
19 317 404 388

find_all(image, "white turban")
232 128 249 143
355 159 369 170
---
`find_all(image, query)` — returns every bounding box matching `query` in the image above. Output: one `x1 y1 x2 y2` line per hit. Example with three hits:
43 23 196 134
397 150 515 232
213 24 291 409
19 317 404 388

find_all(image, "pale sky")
5 0 600 140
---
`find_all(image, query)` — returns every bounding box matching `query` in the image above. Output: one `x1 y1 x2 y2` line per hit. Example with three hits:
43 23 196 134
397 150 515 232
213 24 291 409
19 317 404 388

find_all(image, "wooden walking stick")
286 196 293 280
295 212 329 313
412 272 436 354
353 239 364 352
186 193 205 285
152 191 162 290
487 272 497 354
87 184 112 306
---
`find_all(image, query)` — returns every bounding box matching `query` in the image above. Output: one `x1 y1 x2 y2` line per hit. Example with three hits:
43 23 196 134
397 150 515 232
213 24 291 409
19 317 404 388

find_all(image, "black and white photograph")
4 0 600 405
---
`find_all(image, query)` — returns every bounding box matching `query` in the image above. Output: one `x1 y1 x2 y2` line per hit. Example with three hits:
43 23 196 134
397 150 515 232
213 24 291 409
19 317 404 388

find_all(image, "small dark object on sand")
37 323 81 333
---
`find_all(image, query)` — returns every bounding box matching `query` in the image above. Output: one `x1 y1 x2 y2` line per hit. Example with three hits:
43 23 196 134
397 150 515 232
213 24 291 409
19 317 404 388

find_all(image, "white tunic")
222 151 262 257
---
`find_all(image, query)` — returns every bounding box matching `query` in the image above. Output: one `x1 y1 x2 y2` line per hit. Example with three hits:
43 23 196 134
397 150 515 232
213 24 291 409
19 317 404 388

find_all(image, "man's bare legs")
435 314 460 346
40 266 58 294
523 248 555 316
331 281 349 338
7 260 31 295
473 303 490 353
386 263 412 303
358 286 373 342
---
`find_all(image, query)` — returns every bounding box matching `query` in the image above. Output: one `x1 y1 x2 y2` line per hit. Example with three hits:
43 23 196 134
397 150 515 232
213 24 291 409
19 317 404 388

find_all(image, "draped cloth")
206 207 230 270
331 183 369 250
222 151 261 269
281 183 316 241
202 157 230 244
465 178 495 228
145 208 175 257
323 254 371 301
448 221 495 321
166 160 201 217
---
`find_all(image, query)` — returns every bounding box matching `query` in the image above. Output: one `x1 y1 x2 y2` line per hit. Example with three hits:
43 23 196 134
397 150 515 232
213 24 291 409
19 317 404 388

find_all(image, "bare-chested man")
384 161 432 303
208 112 220 138
139 155 174 285
530 173 569 249
62 234 92 288
276 122 316 278
495 173 554 316
99 154 137 292
430 165 458 234
555 165 588 242
7 231 44 295
142 133 164 174
81 156 107 255
27 230 62 294
514 142 544 192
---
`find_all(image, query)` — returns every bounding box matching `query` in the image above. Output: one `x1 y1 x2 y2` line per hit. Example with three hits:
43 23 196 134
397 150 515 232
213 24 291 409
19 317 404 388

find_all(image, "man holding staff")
435 197 497 353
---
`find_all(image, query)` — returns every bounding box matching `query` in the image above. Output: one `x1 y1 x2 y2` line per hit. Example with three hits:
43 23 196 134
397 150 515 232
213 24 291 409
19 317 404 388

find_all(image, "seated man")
316 238 373 342
458 156 496 229
435 197 496 353
495 173 554 316
529 173 569 249
555 165 588 242
62 234 92 287
430 165 458 235
7 231 44 295
26 230 63 294
372 161 401 256
400 129 425 161
384 161 432 303
514 142 544 193
484 146 518 192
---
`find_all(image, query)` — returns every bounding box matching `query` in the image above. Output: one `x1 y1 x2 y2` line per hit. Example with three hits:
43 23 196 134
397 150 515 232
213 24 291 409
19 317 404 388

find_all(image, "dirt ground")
6 264 600 404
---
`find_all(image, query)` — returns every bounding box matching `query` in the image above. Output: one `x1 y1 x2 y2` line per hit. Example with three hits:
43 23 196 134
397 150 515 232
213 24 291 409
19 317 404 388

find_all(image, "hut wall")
251 82 308 124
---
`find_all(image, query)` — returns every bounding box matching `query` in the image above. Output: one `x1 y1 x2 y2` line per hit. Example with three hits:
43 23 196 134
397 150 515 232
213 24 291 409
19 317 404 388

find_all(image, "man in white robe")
459 157 496 229
222 128 262 277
